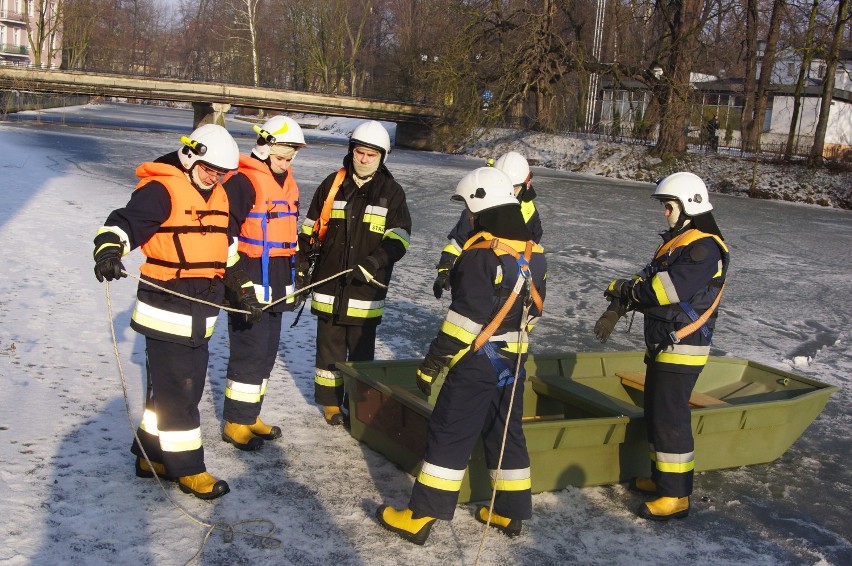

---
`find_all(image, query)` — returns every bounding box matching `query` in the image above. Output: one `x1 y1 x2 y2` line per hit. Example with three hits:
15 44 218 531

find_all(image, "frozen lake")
1 102 850 565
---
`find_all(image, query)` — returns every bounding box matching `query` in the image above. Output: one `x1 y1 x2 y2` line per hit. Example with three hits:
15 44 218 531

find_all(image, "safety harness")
447 235 544 376
654 229 729 345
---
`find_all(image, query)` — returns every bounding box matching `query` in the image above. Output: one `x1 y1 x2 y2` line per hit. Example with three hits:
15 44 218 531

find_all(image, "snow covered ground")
1 102 850 565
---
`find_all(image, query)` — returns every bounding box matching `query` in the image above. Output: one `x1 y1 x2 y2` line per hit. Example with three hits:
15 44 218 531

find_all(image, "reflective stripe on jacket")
136 162 229 281
634 228 729 371
129 162 227 345
428 232 547 366
299 164 411 325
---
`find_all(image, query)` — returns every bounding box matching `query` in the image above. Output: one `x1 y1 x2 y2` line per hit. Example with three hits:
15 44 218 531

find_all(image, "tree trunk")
785 0 820 160
652 0 703 157
809 0 849 163
744 0 785 153
740 0 759 152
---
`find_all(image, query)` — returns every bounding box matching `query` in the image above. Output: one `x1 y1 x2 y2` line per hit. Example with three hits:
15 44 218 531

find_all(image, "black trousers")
223 311 283 424
409 351 531 521
313 316 376 406
644 363 700 498
131 337 209 478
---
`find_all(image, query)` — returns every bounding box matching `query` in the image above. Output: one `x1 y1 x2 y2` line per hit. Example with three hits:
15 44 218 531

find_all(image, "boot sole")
375 505 433 545
474 506 522 537
637 503 690 521
249 426 282 440
222 432 264 451
179 481 230 500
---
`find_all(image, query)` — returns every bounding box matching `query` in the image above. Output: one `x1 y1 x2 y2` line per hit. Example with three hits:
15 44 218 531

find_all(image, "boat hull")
338 351 837 503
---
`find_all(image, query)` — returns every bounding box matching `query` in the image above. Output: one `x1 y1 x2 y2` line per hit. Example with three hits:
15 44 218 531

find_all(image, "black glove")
346 255 381 285
416 354 449 396
225 269 263 323
294 254 313 306
93 232 126 283
594 299 628 343
605 278 634 304
432 253 455 299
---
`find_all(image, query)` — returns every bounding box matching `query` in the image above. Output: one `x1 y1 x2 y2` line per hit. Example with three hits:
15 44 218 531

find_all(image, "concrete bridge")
0 67 442 150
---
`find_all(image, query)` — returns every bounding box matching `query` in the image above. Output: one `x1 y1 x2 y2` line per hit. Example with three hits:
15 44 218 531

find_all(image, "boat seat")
616 372 731 408
530 374 644 418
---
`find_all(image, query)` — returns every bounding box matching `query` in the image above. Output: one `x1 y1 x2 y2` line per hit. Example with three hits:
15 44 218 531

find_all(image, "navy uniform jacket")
631 227 729 373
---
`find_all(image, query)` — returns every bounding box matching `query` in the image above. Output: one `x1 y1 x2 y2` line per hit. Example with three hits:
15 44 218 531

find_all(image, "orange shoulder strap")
315 168 347 242
466 238 543 351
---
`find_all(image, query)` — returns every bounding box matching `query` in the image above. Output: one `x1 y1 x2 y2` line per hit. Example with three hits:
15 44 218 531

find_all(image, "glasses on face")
197 162 227 182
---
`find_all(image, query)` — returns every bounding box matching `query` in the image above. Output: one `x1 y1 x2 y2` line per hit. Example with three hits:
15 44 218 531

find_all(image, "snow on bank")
457 127 852 210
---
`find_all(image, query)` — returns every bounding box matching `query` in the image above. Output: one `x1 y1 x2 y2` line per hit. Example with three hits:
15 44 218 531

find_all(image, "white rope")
473 297 533 566
120 267 383 313
104 282 282 564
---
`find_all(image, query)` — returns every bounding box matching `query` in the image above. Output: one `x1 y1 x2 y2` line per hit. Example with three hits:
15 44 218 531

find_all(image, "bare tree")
785 0 821 159
62 0 98 69
229 0 263 86
24 0 64 68
809 0 850 162
741 0 785 152
651 0 705 157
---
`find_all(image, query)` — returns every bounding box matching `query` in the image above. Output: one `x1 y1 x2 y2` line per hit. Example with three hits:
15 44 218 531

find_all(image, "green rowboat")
337 351 837 503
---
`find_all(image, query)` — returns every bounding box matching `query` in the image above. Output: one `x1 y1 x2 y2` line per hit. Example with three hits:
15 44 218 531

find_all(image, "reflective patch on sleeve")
440 309 482 345
384 227 411 249
651 271 679 305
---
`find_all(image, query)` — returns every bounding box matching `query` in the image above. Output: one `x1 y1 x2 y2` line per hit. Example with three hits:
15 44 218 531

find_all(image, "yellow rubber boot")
475 505 522 537
135 457 174 481
631 477 657 494
375 505 436 545
323 406 346 426
637 496 689 521
222 421 264 451
248 416 282 440
178 472 230 500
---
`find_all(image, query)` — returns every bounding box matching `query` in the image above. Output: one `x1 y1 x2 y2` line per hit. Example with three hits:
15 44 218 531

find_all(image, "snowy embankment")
458 128 852 209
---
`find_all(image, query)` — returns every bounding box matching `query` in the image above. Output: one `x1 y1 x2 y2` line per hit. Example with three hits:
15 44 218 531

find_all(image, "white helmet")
493 151 531 187
253 115 306 160
452 167 518 214
652 171 713 215
178 124 239 172
349 120 391 164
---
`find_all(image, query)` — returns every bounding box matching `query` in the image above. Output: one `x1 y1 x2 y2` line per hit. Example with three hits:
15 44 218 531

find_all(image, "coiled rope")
103 268 356 564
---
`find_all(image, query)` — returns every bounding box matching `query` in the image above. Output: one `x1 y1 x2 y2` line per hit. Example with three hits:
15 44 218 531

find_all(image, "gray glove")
594 299 628 343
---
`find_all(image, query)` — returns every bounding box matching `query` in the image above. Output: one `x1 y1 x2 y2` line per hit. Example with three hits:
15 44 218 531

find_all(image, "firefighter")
594 171 729 520
432 151 542 299
92 124 262 500
296 121 412 426
220 115 306 451
377 167 546 544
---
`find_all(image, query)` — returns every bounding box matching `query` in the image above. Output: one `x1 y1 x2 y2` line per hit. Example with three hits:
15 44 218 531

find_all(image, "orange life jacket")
136 162 230 281
236 155 299 258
